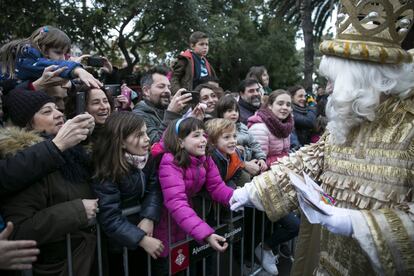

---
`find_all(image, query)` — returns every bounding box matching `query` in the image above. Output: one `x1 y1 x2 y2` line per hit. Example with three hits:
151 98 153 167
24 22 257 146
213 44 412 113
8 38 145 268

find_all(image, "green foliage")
0 0 301 89
205 0 301 90
0 0 61 44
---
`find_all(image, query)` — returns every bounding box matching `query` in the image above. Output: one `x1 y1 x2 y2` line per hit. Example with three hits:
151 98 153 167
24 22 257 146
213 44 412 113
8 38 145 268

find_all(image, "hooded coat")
0 127 96 276
153 153 233 257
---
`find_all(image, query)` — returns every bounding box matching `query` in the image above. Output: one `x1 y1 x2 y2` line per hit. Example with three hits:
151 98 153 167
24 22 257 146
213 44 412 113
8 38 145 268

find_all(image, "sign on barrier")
169 216 244 274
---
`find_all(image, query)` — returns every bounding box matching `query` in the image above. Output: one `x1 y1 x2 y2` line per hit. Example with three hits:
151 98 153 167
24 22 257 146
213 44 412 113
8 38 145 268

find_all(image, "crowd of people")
0 26 328 276
1 1 414 275
3 1 409 276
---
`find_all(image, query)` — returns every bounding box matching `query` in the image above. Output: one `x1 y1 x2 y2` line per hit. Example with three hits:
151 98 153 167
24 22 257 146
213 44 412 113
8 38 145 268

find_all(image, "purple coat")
153 153 234 257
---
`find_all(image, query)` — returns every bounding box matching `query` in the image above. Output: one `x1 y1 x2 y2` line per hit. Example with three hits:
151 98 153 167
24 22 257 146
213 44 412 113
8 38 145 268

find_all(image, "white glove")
289 172 357 237
229 186 252 212
298 194 357 236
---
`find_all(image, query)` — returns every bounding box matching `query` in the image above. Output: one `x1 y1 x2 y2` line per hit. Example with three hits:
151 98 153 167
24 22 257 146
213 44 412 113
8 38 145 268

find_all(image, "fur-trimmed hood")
0 127 44 158
0 127 92 183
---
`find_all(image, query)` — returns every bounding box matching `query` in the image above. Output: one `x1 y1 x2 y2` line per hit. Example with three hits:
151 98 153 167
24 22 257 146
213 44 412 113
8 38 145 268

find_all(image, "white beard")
319 56 414 145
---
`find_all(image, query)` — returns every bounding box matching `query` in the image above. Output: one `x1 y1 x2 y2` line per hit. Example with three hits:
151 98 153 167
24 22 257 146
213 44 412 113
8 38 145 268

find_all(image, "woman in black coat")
288 85 317 146
92 112 163 276
0 89 98 276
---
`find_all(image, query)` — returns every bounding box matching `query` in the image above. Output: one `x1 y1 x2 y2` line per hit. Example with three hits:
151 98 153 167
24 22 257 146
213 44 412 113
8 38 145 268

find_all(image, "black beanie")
5 88 54 127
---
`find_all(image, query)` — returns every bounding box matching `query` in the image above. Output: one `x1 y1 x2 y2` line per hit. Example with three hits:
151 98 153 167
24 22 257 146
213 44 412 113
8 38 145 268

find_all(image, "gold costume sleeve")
250 136 326 222
353 207 414 275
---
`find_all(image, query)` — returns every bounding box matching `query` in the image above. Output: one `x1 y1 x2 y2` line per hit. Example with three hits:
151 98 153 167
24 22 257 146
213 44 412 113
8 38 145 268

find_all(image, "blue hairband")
41 26 49 33
175 118 186 135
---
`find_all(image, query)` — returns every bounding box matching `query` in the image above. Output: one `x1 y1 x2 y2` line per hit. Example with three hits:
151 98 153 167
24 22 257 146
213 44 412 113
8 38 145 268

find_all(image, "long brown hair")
0 26 71 79
92 112 145 182
246 66 268 86
163 117 205 168
64 87 113 120
267 89 291 107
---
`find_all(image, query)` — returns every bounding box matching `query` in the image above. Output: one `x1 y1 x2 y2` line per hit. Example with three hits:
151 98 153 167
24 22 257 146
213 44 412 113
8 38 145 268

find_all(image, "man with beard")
230 0 414 275
133 66 191 144
238 79 262 124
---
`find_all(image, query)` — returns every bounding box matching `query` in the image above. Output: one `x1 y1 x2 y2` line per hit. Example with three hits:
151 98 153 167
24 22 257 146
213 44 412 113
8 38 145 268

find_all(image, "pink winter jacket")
247 114 290 166
153 153 234 257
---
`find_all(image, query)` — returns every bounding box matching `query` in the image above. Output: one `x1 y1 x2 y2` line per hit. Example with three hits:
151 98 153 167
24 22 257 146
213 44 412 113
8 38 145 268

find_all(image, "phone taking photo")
182 90 199 107
104 84 121 97
76 92 86 115
87 56 105 67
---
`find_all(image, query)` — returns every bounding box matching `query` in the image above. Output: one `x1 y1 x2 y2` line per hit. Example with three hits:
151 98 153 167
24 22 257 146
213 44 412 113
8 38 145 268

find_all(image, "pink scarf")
125 153 149 170
256 108 294 138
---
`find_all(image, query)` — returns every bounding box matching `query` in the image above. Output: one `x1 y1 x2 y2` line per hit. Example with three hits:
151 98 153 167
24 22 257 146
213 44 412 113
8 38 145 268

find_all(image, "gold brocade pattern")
362 210 396 275
253 137 326 222
316 229 377 276
256 96 414 275
321 96 414 211
319 0 414 64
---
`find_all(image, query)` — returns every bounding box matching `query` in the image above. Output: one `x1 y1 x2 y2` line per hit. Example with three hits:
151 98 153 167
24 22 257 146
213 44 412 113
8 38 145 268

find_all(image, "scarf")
292 103 308 114
125 152 149 170
256 108 294 138
238 97 259 113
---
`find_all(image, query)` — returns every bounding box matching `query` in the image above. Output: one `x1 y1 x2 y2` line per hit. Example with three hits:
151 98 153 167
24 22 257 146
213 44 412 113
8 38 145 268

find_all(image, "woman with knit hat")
0 88 98 275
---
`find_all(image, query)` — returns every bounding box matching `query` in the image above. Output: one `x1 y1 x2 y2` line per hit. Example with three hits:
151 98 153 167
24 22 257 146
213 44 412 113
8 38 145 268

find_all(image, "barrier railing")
21 200 296 276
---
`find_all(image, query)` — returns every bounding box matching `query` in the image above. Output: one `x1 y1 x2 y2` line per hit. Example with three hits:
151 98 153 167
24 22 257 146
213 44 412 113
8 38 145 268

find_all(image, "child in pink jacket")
153 117 234 269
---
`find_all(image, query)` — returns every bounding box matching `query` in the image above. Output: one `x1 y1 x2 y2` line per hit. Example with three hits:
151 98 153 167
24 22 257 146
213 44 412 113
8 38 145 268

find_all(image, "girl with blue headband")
152 117 235 274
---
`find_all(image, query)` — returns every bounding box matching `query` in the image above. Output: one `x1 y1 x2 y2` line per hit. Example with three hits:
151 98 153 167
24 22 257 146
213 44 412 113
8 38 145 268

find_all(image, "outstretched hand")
288 172 356 237
230 186 251 211
0 222 39 270
32 65 68 90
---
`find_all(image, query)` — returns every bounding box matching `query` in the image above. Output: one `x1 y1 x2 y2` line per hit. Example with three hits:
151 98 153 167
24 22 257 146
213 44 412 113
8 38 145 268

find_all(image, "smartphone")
121 85 132 106
104 84 121 97
76 92 86 115
182 90 199 107
87 56 105 67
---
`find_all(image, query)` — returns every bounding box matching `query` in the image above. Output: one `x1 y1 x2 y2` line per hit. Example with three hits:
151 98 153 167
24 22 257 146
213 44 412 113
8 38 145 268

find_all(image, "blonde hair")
205 118 236 145
0 26 71 79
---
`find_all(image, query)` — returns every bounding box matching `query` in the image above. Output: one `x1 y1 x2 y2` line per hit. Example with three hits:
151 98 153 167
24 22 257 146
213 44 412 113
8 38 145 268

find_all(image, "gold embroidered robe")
247 95 414 275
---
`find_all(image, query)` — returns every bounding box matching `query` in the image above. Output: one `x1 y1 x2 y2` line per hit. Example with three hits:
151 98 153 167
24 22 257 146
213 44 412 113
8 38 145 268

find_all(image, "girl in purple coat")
153 117 234 268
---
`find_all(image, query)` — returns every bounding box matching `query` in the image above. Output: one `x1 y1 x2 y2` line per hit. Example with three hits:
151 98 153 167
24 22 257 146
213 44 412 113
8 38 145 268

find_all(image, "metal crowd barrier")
21 200 296 276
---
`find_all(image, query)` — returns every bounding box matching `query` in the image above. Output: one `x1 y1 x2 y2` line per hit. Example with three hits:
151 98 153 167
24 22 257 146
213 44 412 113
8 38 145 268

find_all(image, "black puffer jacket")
292 104 317 146
93 164 162 251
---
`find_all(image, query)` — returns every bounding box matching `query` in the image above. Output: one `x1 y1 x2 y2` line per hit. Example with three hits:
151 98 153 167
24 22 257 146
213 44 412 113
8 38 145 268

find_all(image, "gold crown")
320 0 414 64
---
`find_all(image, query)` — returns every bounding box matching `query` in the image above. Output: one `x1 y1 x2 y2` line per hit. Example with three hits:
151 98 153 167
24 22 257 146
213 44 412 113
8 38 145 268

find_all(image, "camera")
87 56 105 67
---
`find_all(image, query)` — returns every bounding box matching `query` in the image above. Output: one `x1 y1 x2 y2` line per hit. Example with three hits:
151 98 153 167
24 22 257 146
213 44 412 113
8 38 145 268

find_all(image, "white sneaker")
255 243 279 275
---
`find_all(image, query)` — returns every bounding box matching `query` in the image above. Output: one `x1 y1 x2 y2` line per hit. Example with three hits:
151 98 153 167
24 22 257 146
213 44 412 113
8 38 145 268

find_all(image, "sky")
295 5 338 50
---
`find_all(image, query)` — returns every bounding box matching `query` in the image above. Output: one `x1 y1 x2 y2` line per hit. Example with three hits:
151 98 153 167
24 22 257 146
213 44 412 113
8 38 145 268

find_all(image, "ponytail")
0 26 71 79
0 38 30 79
